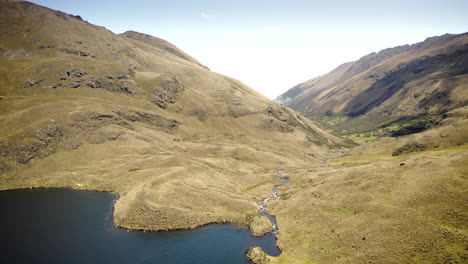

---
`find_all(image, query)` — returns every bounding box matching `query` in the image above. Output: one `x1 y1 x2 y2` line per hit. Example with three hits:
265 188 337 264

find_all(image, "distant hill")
277 32 468 137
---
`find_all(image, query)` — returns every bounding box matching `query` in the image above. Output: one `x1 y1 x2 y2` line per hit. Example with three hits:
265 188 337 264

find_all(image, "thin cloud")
200 11 217 20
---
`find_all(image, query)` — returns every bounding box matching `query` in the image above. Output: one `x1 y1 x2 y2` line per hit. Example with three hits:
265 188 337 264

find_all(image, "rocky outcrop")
39 44 55 49
54 67 141 94
114 111 178 131
22 79 44 88
249 216 273 236
246 247 270 264
60 48 90 57
149 78 183 109
0 122 65 166
259 119 293 133
64 69 88 78
0 110 178 173
86 79 141 94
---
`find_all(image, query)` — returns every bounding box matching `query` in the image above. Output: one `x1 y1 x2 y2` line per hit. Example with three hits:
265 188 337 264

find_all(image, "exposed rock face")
246 247 270 264
60 48 90 57
0 123 65 166
259 118 293 133
0 110 178 173
64 69 88 78
39 44 55 49
86 79 141 94
150 78 183 109
22 79 44 88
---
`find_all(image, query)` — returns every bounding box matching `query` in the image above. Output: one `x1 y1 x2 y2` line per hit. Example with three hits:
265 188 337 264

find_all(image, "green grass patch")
323 115 349 126
346 133 378 144
444 243 465 263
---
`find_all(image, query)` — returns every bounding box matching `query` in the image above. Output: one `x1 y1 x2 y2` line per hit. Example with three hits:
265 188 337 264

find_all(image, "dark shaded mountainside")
278 32 468 139
0 0 343 237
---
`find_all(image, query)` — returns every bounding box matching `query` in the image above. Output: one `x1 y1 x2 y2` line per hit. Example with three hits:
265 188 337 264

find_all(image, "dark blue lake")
0 188 280 264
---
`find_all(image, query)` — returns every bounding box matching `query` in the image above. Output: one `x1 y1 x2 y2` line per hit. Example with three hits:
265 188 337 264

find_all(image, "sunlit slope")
0 0 343 232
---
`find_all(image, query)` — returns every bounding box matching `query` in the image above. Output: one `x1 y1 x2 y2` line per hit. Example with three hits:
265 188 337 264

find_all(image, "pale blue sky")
30 0 468 98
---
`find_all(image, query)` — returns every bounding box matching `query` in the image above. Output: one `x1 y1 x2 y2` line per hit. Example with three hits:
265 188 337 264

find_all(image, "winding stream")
258 149 346 233
257 169 290 233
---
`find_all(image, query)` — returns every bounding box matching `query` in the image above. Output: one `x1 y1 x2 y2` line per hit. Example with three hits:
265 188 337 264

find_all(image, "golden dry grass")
260 121 468 263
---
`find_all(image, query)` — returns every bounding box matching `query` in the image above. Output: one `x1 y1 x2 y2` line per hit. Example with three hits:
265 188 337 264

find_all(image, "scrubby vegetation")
392 141 428 156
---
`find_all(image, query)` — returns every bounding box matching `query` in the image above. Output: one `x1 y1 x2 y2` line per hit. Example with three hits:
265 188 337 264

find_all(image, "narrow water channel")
257 169 290 233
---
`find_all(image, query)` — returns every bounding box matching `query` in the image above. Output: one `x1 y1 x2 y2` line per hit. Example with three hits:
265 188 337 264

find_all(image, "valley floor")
1 123 467 264
256 143 468 264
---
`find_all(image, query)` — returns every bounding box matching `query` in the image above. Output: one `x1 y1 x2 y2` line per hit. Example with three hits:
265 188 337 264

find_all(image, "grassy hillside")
277 33 468 141
0 0 343 233
1 1 467 263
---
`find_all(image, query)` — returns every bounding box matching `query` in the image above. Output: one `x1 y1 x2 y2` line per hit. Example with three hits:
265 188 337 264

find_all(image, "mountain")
277 32 468 138
1 1 467 264
268 32 468 263
0 0 343 233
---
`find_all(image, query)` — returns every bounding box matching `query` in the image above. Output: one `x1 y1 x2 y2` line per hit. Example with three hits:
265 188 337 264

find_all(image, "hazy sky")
30 0 468 99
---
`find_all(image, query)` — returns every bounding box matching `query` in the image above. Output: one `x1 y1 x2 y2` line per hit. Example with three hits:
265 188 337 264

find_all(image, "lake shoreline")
0 185 283 261
0 185 272 234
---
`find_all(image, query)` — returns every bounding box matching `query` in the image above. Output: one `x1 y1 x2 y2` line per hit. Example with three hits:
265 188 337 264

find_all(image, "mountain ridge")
120 30 209 69
277 32 468 135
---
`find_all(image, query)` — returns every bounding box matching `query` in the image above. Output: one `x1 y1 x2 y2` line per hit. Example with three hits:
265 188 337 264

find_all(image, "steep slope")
278 33 468 137
0 0 343 235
